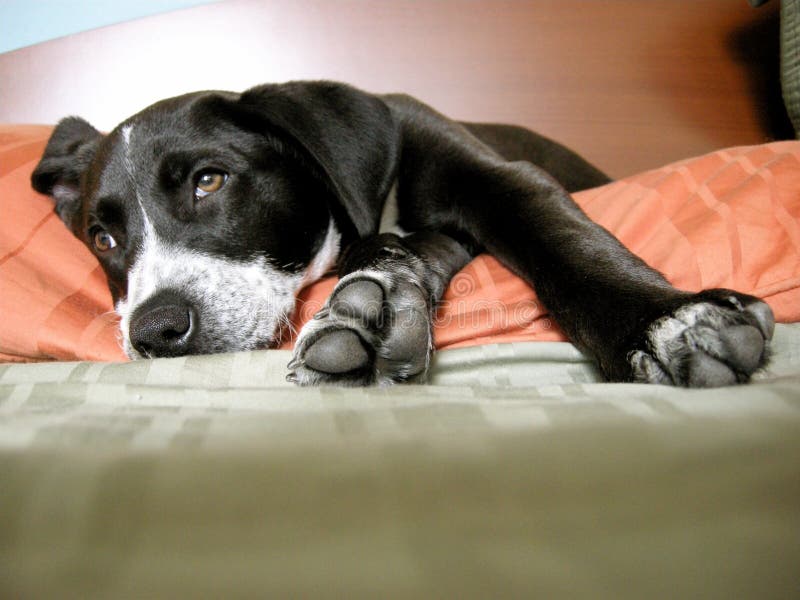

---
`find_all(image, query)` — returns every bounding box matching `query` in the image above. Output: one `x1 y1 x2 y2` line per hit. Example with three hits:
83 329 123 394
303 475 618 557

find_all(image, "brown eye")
194 170 228 199
90 227 117 252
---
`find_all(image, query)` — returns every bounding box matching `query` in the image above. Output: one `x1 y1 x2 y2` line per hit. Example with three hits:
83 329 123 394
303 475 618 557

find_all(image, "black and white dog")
31 81 774 386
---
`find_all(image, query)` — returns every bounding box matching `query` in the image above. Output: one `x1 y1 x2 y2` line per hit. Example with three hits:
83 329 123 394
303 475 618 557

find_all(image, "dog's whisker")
272 312 297 348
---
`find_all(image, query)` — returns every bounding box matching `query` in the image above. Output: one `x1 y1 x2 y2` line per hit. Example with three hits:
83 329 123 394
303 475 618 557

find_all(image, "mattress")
1 326 799 597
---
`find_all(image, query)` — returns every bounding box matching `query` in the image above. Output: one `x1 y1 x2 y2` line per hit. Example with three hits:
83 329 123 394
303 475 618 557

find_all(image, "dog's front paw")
287 272 432 386
629 290 775 387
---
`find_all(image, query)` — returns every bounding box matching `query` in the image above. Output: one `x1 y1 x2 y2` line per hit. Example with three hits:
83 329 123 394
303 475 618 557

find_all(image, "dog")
31 81 775 387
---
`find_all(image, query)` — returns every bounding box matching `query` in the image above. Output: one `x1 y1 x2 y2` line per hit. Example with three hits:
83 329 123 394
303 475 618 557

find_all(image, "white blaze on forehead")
122 124 133 146
121 124 136 185
120 123 156 236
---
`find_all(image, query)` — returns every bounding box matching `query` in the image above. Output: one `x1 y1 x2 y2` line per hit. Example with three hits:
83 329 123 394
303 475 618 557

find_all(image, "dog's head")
31 82 399 358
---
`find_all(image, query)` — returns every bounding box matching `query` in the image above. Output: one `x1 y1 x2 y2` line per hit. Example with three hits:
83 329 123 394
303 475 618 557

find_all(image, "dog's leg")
385 95 775 387
287 232 471 386
452 169 774 386
482 177 775 387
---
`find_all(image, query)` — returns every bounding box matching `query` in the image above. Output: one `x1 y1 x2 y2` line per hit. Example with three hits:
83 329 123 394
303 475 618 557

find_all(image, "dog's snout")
130 295 196 358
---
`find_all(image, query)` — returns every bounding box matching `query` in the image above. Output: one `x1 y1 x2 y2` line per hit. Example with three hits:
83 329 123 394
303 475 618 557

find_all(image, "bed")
1 1 799 597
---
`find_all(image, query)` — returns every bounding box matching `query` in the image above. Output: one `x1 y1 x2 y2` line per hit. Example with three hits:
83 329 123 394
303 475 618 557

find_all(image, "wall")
0 0 215 53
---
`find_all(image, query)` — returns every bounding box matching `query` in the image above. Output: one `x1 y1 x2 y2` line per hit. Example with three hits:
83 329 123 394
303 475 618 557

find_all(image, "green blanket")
2 326 799 597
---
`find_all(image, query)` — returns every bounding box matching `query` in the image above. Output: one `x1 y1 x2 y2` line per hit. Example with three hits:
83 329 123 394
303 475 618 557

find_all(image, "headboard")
0 0 790 177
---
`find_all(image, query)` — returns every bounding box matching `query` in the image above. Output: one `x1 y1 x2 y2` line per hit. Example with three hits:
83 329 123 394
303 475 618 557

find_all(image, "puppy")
31 81 774 386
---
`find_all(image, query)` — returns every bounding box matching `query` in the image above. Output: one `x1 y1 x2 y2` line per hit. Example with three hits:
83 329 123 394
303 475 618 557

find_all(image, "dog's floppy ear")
226 82 400 239
31 116 103 230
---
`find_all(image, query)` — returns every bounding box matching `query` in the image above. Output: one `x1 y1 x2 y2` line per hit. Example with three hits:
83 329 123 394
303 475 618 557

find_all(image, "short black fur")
31 81 775 386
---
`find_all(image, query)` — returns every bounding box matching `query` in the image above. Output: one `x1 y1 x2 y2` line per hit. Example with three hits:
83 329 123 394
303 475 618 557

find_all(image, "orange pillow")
2 124 798 362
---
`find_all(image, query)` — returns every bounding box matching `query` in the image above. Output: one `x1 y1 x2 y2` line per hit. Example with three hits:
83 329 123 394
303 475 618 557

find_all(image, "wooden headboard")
0 0 788 178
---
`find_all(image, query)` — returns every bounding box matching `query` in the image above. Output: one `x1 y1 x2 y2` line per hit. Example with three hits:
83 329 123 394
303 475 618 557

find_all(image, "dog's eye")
194 170 228 200
90 227 117 252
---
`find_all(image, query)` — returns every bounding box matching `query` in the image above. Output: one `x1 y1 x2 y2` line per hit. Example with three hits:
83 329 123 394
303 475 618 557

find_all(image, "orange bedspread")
2 125 798 362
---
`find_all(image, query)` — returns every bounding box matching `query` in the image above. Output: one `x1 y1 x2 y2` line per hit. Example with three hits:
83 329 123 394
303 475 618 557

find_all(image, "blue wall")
0 0 217 53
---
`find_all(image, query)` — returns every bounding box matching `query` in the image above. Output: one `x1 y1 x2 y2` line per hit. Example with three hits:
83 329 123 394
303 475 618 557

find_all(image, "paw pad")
288 274 432 386
330 280 384 325
302 329 370 374
631 294 774 387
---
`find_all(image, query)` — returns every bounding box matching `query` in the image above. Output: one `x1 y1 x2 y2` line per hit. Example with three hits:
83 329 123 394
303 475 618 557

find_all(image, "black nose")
129 294 196 358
